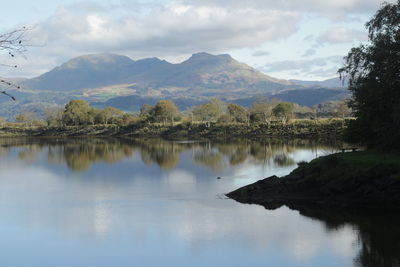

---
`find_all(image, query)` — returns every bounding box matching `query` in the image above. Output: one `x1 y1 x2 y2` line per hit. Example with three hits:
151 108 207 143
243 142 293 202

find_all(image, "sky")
0 0 395 80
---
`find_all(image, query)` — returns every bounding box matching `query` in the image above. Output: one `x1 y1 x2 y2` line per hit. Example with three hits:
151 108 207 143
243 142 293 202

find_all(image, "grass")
340 151 400 169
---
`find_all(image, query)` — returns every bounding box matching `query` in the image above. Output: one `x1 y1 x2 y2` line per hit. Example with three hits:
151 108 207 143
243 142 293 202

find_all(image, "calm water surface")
0 138 398 267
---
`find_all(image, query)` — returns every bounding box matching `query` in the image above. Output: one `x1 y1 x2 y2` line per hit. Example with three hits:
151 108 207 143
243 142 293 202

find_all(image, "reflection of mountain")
0 137 342 172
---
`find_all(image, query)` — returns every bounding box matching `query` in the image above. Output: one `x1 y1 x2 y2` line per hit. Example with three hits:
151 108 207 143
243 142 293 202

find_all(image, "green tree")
62 100 91 126
192 98 226 126
16 111 38 127
0 117 6 127
250 99 279 125
153 100 179 125
272 102 294 123
88 107 101 125
139 104 155 122
45 107 64 127
227 103 249 123
339 1 400 149
16 114 25 123
102 106 124 125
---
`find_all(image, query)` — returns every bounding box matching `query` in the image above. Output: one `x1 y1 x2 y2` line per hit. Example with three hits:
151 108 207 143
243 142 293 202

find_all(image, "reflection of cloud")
93 201 113 237
163 170 196 193
0 163 357 264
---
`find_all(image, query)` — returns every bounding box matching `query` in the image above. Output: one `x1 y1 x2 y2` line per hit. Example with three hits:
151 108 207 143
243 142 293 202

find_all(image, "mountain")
24 53 169 91
271 88 349 107
22 52 293 96
0 52 351 119
289 77 347 88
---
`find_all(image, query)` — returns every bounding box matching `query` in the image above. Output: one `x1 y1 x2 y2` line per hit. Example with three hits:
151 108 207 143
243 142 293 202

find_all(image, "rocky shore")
227 152 400 210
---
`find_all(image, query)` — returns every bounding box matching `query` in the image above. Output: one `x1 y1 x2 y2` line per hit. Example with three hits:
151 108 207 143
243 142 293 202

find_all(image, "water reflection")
0 137 394 267
0 137 341 172
287 206 400 267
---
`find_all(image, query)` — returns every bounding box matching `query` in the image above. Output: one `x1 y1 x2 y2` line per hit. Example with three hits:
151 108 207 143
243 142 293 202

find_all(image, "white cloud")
261 56 343 79
318 27 368 44
263 56 342 72
1 2 301 77
252 50 271 57
33 3 301 56
183 0 395 17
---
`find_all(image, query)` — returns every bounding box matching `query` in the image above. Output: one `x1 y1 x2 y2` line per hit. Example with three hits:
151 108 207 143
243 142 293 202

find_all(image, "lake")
0 137 397 267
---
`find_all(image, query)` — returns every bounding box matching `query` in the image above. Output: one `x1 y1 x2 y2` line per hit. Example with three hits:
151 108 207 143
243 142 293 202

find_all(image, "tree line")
9 98 352 128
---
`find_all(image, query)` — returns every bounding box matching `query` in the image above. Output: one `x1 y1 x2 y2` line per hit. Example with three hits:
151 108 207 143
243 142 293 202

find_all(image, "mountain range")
0 52 349 119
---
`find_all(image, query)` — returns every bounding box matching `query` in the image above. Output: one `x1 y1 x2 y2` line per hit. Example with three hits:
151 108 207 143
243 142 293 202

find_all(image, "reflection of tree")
5 138 136 172
273 154 295 167
18 144 41 162
194 150 225 171
60 140 135 171
0 137 345 172
137 139 183 169
229 147 248 166
288 207 400 267
0 146 9 157
140 147 180 169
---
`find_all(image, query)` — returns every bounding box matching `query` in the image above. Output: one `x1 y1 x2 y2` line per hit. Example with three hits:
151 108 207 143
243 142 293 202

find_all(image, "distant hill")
272 88 349 107
22 52 293 95
289 77 347 89
92 88 349 112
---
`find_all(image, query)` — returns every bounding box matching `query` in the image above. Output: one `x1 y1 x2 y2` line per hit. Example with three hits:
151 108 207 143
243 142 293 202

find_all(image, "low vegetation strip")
0 118 348 138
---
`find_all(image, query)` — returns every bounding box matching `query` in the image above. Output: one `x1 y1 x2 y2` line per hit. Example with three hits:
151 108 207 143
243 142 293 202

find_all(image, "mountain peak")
60 53 134 70
189 52 215 60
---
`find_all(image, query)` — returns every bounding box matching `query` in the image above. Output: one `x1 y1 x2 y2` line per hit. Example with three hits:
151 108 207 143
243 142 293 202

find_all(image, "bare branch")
0 26 31 57
0 26 31 101
1 91 16 101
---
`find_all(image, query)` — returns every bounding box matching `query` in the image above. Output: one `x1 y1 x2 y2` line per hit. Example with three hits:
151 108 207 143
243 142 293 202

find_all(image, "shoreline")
0 119 347 139
227 151 400 210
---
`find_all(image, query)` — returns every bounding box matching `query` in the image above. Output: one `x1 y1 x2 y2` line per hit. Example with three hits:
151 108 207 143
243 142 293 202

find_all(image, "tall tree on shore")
227 103 249 123
153 100 179 125
272 102 294 123
192 99 226 126
250 99 279 125
62 100 91 126
339 0 400 149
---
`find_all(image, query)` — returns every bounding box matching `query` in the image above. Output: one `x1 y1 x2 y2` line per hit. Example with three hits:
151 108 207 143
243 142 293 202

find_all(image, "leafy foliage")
227 103 248 123
339 1 400 149
62 100 92 126
272 102 294 123
153 100 179 125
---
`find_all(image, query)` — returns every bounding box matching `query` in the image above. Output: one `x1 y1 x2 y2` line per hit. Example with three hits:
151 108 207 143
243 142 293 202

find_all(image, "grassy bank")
227 150 400 209
0 118 348 139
